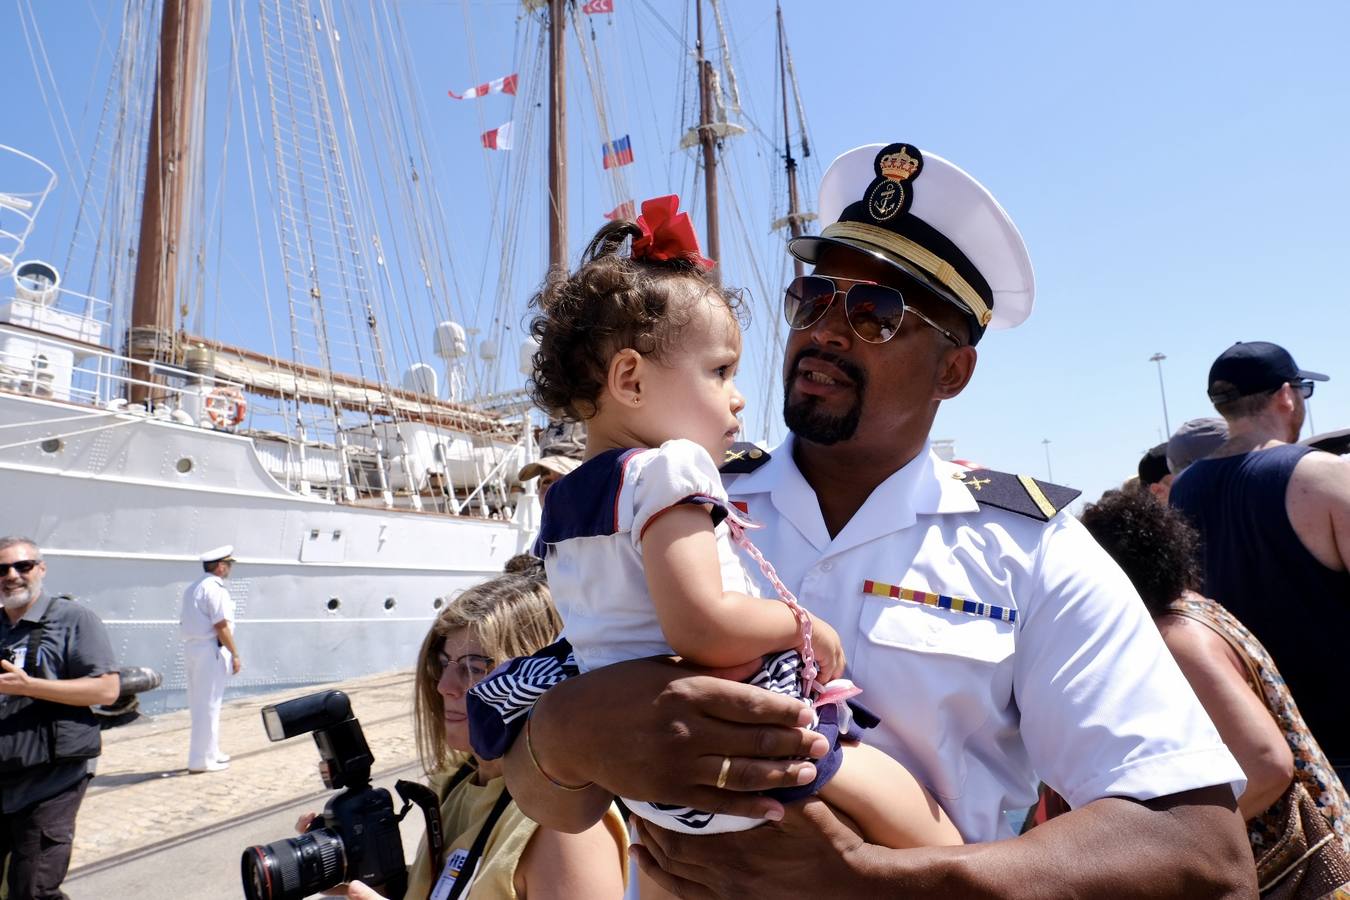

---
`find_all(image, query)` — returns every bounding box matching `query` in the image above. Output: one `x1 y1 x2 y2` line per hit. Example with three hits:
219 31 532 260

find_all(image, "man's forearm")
213 621 239 658
503 683 615 833
854 788 1255 899
22 673 121 707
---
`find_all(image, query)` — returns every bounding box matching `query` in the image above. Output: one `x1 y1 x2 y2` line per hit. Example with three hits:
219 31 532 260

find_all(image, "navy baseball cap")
1207 342 1328 404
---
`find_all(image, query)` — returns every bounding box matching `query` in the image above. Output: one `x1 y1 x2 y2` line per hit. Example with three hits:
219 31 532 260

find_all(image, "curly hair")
1079 489 1202 616
528 220 744 421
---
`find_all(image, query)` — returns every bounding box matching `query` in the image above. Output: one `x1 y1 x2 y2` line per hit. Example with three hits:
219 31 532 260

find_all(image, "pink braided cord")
725 516 819 699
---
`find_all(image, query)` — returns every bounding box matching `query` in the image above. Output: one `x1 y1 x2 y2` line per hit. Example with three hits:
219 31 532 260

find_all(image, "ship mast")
548 0 567 273
777 3 804 279
694 0 720 269
128 0 208 404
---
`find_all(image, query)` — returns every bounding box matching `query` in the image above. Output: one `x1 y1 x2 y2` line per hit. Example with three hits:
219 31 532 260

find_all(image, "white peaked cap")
199 545 235 563
790 143 1035 336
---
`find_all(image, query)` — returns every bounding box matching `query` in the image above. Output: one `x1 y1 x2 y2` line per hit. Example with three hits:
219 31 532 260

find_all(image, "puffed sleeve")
1013 516 1246 808
629 439 730 550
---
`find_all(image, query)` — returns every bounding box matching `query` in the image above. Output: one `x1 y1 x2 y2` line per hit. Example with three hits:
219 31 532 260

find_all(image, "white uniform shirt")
725 437 1244 842
179 573 234 643
541 440 752 674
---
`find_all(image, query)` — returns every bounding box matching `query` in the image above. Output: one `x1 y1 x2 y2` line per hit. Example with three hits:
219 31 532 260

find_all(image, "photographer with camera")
0 537 120 900
284 569 627 900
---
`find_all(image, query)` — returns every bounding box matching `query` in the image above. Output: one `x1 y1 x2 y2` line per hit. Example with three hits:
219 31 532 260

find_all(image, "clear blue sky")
5 0 1348 510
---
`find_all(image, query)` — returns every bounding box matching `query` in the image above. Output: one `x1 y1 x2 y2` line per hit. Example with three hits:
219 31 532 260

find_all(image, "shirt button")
820 561 834 572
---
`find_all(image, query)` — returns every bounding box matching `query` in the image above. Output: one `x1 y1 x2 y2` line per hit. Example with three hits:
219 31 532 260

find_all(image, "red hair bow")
630 195 714 271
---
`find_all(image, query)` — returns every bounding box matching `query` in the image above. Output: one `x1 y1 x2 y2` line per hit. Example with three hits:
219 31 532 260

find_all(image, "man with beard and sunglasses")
0 537 119 900
496 144 1254 898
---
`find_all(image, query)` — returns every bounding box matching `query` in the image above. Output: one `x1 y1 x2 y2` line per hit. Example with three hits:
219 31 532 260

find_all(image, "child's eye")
716 364 734 379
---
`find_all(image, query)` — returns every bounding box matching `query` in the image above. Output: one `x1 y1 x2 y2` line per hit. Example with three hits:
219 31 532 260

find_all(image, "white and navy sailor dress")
467 439 866 834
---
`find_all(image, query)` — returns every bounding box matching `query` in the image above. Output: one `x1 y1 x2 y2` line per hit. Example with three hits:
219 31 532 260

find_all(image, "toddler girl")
473 196 960 849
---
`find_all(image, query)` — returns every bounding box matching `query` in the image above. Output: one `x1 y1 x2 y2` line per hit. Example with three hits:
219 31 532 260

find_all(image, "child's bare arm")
819 742 964 848
642 505 803 668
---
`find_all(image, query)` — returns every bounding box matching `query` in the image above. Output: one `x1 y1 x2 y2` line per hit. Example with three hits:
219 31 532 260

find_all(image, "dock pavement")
60 669 427 899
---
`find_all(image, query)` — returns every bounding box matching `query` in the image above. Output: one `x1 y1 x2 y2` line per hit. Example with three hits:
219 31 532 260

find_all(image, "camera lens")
241 829 346 900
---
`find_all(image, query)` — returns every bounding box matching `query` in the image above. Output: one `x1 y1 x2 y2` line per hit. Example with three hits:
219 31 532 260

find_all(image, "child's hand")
808 614 845 683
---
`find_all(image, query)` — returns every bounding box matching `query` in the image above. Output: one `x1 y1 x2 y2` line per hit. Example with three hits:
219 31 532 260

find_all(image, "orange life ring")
204 386 247 428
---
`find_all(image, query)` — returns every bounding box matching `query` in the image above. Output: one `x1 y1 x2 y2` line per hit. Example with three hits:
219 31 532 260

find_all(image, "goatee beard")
782 349 865 445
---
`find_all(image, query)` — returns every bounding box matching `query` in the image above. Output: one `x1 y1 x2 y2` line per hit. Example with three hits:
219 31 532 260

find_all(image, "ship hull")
1 392 528 714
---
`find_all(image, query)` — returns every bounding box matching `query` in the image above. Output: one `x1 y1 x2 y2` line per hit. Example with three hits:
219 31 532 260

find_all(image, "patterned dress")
1166 592 1350 853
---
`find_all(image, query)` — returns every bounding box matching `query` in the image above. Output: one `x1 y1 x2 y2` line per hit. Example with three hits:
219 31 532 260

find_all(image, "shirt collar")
20 592 51 624
728 436 980 554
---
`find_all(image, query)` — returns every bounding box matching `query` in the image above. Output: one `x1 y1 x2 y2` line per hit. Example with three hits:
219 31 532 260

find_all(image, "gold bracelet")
524 713 595 792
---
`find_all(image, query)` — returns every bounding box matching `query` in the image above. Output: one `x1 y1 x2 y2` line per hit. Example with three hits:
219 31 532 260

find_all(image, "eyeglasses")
1293 380 1315 399
783 275 963 347
435 651 495 687
0 560 41 577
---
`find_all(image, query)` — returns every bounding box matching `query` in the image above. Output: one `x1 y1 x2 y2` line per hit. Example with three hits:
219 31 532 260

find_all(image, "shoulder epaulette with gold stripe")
954 468 1080 522
720 442 770 474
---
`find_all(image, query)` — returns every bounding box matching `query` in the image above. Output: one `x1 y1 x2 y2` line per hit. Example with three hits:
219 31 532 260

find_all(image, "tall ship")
0 0 817 712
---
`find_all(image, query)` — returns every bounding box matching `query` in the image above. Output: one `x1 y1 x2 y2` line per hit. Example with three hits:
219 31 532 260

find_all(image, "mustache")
787 348 867 388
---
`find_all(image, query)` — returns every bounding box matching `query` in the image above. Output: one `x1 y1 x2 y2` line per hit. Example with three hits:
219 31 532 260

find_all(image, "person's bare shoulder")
1287 450 1350 571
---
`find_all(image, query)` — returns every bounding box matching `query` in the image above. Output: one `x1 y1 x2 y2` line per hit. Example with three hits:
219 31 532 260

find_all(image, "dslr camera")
240 690 440 900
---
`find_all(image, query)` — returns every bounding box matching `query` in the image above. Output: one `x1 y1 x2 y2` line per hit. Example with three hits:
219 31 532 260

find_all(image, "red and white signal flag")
481 121 514 150
582 0 614 13
603 200 636 221
449 73 519 101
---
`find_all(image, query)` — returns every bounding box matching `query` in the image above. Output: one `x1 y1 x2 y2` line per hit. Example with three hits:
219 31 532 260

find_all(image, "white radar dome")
518 336 539 377
402 363 438 397
433 321 468 359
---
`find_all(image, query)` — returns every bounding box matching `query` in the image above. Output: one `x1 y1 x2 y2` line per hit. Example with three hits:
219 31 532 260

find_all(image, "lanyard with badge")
428 761 513 900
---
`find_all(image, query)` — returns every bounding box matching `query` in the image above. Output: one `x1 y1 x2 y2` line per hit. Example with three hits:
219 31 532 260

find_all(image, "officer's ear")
933 344 977 400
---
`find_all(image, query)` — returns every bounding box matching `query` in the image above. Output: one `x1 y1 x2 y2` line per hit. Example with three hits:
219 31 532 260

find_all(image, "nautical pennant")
602 135 633 169
481 121 514 150
449 73 519 100
603 200 636 221
582 0 614 14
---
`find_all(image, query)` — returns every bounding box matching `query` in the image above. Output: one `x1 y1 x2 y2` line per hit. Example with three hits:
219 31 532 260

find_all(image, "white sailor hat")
199 545 235 563
789 143 1034 343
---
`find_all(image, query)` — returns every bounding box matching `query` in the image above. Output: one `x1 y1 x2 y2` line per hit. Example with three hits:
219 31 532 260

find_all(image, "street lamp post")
1149 352 1171 438
1042 438 1053 482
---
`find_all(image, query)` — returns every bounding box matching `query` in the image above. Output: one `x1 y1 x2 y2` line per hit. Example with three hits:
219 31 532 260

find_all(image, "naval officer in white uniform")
180 545 242 774
504 142 1256 897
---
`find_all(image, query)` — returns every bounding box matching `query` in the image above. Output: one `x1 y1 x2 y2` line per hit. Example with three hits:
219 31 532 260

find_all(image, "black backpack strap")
444 784 514 900
24 612 46 677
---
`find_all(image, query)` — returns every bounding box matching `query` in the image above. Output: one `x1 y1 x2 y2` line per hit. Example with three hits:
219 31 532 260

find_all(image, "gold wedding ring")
716 755 732 789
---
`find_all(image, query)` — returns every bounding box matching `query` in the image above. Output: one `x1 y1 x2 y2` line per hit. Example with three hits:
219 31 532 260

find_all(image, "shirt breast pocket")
859 592 1015 664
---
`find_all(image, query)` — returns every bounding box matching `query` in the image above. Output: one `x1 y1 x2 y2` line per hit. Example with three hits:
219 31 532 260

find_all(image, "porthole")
384 597 396 611
39 438 62 454
176 457 194 474
432 597 445 610
327 597 341 612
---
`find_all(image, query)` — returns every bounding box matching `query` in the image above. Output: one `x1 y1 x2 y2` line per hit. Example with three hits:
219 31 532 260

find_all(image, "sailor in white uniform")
180 545 242 773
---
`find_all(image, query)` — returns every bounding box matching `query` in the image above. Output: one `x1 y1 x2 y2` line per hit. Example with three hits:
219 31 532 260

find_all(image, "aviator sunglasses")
0 560 41 577
783 274 963 347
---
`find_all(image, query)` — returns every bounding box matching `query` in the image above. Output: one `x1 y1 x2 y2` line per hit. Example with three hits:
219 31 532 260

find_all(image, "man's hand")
522 657 829 823
807 614 845 683
232 656 243 675
0 658 32 696
634 799 872 899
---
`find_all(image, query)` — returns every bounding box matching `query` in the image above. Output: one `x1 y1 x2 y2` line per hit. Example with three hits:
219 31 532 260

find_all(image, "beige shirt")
407 758 627 900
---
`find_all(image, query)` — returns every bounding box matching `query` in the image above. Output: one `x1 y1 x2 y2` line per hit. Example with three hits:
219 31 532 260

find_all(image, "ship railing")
0 145 58 277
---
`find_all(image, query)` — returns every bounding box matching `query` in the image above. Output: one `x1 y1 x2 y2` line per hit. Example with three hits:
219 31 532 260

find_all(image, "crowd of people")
3 137 1348 900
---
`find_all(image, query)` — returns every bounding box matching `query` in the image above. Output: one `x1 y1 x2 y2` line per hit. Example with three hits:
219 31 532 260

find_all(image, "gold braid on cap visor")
821 221 994 327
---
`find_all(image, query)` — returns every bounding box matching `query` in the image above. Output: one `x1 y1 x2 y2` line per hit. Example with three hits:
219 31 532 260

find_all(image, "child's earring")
632 394 641 405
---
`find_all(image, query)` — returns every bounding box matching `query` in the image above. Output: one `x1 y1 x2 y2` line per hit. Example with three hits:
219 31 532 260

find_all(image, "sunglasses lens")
1 561 37 576
784 276 836 330
844 283 906 343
